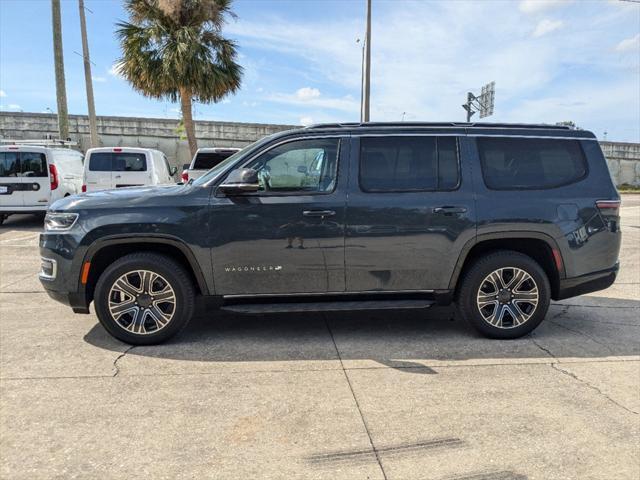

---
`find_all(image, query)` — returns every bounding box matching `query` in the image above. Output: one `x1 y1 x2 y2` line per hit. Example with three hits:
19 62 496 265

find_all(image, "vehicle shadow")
0 214 43 232
83 299 640 372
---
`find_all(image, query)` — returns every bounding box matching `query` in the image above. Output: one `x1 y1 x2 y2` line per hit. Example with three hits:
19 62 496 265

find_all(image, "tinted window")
0 152 20 177
247 138 339 193
478 138 587 190
193 151 237 170
359 136 459 192
89 152 147 172
88 153 112 171
20 152 47 177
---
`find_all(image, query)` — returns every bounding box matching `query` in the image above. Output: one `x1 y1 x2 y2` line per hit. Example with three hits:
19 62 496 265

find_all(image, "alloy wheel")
476 267 539 329
107 269 176 335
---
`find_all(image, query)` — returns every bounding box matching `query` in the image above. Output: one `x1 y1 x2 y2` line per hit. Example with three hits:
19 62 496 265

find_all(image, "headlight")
44 212 79 231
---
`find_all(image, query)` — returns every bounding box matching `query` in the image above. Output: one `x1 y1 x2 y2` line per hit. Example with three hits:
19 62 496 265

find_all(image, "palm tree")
116 0 242 156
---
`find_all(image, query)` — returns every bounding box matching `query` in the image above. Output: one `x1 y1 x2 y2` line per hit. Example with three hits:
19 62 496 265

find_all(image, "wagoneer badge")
225 265 283 273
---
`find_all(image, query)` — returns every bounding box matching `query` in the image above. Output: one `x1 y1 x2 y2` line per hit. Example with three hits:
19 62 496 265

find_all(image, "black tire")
458 250 550 339
94 252 195 345
0 214 5 226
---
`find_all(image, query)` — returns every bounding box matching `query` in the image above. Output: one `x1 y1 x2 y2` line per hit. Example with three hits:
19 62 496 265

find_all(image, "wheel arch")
81 235 209 304
450 232 564 300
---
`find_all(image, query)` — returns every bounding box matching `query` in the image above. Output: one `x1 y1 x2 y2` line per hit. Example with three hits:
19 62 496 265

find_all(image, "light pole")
362 0 371 123
51 0 69 139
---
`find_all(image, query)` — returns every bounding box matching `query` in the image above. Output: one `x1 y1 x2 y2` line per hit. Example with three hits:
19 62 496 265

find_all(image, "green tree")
116 0 242 156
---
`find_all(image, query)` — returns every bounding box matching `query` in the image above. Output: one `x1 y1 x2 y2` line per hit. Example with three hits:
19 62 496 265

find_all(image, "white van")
83 147 176 192
0 144 84 225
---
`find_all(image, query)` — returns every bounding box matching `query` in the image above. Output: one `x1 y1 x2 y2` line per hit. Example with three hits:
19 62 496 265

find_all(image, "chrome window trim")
205 134 349 188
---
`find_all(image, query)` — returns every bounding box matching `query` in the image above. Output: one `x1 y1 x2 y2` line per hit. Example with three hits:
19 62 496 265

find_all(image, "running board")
220 299 435 314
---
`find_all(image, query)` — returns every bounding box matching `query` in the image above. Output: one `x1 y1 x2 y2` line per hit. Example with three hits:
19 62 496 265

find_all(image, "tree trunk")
179 88 197 157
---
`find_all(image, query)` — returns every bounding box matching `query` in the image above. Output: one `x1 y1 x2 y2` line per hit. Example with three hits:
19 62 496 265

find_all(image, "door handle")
303 210 336 218
433 206 467 214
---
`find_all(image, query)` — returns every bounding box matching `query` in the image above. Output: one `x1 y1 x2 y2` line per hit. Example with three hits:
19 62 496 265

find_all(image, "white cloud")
533 19 564 37
520 0 571 14
7 104 21 110
92 76 107 83
221 98 231 104
0 90 6 97
108 64 123 78
299 116 314 126
615 33 640 52
295 87 321 101
270 90 358 113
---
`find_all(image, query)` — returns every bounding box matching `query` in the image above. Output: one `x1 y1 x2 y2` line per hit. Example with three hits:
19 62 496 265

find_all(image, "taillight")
81 184 87 193
49 164 58 190
596 200 620 216
181 170 189 182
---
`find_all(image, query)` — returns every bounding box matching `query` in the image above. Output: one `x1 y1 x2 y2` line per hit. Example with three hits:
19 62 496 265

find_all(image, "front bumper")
39 230 91 314
555 263 619 300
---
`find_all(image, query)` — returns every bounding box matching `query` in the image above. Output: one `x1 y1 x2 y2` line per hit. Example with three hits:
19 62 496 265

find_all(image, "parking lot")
0 196 638 479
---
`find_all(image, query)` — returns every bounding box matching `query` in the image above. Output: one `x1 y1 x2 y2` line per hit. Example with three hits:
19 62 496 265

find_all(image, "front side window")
478 137 587 190
0 152 20 177
20 152 47 177
247 138 339 194
359 136 459 192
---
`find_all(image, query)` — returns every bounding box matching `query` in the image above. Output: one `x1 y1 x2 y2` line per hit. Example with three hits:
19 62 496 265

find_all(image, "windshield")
192 137 272 186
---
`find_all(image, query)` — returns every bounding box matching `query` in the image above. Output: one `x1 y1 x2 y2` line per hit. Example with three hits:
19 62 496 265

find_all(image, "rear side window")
193 151 236 170
359 136 459 192
478 138 587 190
0 152 20 177
89 152 147 172
20 152 47 177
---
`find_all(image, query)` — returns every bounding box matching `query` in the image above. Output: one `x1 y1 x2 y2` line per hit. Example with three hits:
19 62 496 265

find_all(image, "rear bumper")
0 206 48 214
555 263 619 300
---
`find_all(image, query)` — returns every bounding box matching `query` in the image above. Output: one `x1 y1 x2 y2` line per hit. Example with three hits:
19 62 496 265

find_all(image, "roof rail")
304 121 572 130
0 139 77 147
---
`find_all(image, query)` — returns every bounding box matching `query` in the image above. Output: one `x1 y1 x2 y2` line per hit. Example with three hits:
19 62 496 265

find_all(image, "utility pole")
362 0 371 122
51 0 69 140
78 0 99 147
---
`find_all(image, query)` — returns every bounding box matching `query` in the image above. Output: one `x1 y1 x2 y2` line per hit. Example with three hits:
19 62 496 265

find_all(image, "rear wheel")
94 252 195 345
0 214 6 226
458 250 550 339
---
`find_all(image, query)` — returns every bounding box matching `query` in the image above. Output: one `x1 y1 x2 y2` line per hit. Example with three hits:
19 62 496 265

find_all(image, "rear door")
20 151 50 208
112 151 150 187
0 151 23 207
85 152 114 191
345 133 476 292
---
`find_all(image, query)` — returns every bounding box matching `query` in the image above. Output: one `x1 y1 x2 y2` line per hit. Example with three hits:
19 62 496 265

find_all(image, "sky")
0 0 639 142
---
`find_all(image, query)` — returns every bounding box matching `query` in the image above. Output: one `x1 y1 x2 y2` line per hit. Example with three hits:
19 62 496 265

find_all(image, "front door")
345 134 476 292
209 136 348 296
20 151 51 208
0 151 23 208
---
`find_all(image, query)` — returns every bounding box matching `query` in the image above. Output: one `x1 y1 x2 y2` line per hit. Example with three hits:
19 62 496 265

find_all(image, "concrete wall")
1 112 639 186
600 141 640 187
0 112 295 168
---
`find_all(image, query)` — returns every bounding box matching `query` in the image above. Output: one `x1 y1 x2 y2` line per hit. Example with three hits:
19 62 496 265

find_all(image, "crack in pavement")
550 363 638 416
112 346 135 377
548 320 616 354
323 313 388 480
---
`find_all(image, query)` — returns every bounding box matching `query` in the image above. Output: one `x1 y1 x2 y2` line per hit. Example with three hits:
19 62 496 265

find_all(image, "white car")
83 147 177 192
186 147 241 182
0 144 84 225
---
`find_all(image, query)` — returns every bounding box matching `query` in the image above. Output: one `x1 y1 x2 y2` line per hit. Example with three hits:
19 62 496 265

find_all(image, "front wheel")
94 252 195 345
458 250 550 339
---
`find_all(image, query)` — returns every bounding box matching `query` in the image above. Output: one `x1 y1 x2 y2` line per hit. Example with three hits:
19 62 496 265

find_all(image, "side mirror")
170 166 178 176
219 168 260 194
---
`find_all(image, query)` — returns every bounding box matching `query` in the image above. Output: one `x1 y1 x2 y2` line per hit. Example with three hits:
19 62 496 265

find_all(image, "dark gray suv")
39 122 621 345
